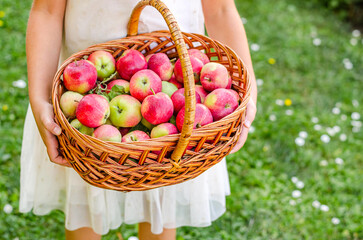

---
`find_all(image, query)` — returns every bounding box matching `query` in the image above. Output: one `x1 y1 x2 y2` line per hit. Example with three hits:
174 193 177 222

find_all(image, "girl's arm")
202 0 257 153
27 0 69 166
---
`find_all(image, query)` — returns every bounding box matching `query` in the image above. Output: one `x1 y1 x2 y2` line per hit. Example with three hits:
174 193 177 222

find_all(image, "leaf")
108 85 127 100
129 122 150 134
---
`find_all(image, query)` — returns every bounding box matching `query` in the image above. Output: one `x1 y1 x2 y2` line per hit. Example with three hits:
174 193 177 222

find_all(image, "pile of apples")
59 48 239 144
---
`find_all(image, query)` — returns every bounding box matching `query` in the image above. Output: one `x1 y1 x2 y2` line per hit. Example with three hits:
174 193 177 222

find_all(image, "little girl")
21 0 257 239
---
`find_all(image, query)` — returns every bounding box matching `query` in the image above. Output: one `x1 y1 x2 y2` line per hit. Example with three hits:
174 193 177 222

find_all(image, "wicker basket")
51 0 251 191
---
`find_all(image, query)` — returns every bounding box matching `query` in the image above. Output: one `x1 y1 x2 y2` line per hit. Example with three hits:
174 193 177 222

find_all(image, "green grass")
0 0 362 239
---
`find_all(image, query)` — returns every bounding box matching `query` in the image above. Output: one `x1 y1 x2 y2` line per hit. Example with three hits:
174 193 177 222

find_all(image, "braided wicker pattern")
51 0 251 191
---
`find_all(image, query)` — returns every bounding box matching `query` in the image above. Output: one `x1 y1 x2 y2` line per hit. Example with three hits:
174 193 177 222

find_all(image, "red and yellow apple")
148 53 174 81
60 91 83 118
122 130 150 142
141 92 174 125
63 60 97 94
116 49 147 80
204 88 239 121
176 103 213 132
130 69 162 102
200 62 229 92
93 124 121 142
87 50 116 80
109 95 142 127
76 94 110 128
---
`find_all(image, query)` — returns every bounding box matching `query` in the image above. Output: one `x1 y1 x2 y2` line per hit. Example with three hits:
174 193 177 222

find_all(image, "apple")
226 75 232 89
200 62 229 92
148 53 174 81
176 103 213 132
141 118 155 130
188 49 210 65
106 79 130 94
130 69 162 102
162 81 178 97
122 130 150 142
228 89 239 102
119 127 131 136
194 85 208 103
145 54 154 62
151 123 178 138
174 56 204 83
63 60 97 94
109 95 142 128
204 88 239 121
76 94 110 128
168 74 183 89
87 50 116 80
70 119 94 135
60 91 83 118
92 124 121 142
141 92 174 125
116 49 147 80
171 88 201 114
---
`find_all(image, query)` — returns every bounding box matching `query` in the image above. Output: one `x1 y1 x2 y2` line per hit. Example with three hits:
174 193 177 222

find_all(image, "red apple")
116 49 147 80
176 103 213 132
204 88 239 121
63 60 97 94
171 88 201 114
228 89 239 102
188 49 210 65
151 123 178 138
226 75 232 89
119 127 131 136
200 62 229 92
60 91 83 118
174 56 204 83
168 74 183 89
106 79 130 94
145 54 154 62
148 53 174 81
130 69 162 102
141 92 174 125
76 94 110 128
87 50 116 80
109 95 142 127
122 130 150 142
93 124 121 142
194 85 208 103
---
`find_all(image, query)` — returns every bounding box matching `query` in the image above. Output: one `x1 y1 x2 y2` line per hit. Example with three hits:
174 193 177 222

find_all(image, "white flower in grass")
256 78 264 86
289 199 297 206
249 126 255 133
299 131 308 139
250 43 260 52
275 99 284 106
13 238 19 240
344 61 353 70
320 205 329 212
269 114 276 121
333 126 341 133
311 117 319 123
314 124 322 131
241 17 247 24
313 38 321 46
341 114 347 121
291 176 298 183
352 100 359 107
310 31 317 38
335 158 344 165
285 109 293 116
326 127 336 136
320 160 328 166
352 29 361 37
128 236 139 240
312 200 321 208
295 137 305 146
296 181 304 189
320 134 330 143
350 38 358 46
3 204 13 214
351 121 362 128
292 190 301 198
352 127 360 133
332 107 340 114
332 217 341 225
339 133 347 141
343 58 351 64
351 112 360 120
12 79 27 89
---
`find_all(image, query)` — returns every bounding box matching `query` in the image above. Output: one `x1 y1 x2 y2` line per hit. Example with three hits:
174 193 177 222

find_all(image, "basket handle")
128 0 196 162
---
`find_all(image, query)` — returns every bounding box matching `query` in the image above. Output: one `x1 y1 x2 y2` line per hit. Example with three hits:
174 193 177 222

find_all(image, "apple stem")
151 88 156 95
100 72 117 85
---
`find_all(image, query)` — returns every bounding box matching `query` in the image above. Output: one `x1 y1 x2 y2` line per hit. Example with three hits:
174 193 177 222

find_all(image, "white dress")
20 0 230 235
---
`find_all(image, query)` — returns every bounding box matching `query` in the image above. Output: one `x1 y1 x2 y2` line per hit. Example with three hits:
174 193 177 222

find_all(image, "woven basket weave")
51 0 251 191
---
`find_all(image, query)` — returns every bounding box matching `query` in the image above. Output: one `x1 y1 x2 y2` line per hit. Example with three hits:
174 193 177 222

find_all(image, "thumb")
41 114 62 136
244 98 257 127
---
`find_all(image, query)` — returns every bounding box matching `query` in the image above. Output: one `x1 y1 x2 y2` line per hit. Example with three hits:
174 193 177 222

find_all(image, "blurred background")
0 0 362 239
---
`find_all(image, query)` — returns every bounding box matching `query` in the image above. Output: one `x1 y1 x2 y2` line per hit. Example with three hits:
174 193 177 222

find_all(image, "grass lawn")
0 0 362 239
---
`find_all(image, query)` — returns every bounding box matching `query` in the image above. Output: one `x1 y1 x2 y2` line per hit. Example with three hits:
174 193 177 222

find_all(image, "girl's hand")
32 100 70 167
230 98 256 154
